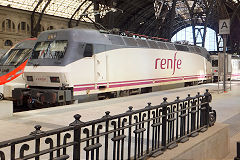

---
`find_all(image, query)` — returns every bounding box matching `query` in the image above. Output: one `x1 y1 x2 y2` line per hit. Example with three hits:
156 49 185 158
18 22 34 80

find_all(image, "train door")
94 45 107 83
210 55 218 81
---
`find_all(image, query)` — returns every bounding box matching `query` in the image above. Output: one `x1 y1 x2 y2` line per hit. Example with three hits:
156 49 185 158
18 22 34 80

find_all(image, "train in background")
12 28 212 108
210 54 240 81
231 56 240 80
0 38 36 99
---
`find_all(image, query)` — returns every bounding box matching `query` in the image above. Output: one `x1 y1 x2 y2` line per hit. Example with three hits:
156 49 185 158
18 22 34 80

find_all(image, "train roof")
37 28 112 45
37 28 210 59
14 38 37 49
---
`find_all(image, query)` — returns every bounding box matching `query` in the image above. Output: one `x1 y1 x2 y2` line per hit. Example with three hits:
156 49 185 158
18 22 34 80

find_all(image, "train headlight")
27 76 33 81
50 77 60 83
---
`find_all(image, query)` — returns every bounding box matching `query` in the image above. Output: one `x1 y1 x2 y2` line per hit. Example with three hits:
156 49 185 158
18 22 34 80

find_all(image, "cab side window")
84 44 93 57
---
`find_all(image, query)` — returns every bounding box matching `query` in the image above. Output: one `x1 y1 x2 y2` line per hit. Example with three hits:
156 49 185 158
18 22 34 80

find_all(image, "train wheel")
23 96 34 109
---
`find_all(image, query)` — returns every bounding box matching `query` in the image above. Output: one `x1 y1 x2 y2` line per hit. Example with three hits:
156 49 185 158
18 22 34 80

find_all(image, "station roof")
0 0 94 21
1 0 240 42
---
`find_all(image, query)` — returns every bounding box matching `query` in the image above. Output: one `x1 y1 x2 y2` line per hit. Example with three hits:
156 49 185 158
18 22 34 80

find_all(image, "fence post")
204 89 211 128
161 97 168 149
30 125 46 160
69 114 85 160
235 142 240 160
102 111 111 160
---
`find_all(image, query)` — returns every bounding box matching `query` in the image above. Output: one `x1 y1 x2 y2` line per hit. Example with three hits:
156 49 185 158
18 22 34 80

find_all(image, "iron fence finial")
102 111 111 119
145 102 151 108
69 114 84 126
127 106 133 112
186 94 191 100
174 96 180 102
30 125 45 136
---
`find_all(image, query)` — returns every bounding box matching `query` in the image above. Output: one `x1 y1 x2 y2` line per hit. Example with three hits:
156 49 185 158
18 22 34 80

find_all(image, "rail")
0 89 216 160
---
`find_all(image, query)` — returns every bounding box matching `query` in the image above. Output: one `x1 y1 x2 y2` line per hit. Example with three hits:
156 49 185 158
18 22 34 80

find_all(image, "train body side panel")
231 58 240 80
72 48 211 96
105 48 209 82
23 48 211 97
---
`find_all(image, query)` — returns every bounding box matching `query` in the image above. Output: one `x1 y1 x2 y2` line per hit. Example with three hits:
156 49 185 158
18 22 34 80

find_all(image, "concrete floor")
0 81 239 159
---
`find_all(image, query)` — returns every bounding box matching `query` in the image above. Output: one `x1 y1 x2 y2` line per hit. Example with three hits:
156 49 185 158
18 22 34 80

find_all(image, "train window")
123 37 138 47
166 43 176 50
147 40 159 49
108 35 125 45
31 40 68 59
0 48 32 66
212 60 218 67
174 44 189 52
136 39 149 48
157 41 168 49
84 44 93 57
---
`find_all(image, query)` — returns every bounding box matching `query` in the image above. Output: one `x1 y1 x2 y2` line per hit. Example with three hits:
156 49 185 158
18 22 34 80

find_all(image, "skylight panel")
0 0 95 21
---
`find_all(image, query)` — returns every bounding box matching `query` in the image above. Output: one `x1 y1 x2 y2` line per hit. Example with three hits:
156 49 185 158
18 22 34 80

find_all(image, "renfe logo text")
155 52 182 75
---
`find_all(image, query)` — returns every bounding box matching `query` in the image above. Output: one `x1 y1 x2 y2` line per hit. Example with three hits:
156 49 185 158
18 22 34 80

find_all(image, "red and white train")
12 29 212 107
0 38 36 99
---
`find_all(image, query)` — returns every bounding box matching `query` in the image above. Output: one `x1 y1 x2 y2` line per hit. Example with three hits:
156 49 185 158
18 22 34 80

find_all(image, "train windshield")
212 60 218 67
0 49 32 66
31 40 68 59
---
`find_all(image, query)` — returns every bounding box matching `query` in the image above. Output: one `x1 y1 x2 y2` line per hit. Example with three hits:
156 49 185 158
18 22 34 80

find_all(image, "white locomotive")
12 29 212 107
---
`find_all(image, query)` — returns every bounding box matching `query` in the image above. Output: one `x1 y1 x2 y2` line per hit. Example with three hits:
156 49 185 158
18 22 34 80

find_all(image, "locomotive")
12 29 212 107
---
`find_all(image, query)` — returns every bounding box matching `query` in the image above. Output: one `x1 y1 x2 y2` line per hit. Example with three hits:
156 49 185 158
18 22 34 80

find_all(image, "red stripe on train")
0 60 28 85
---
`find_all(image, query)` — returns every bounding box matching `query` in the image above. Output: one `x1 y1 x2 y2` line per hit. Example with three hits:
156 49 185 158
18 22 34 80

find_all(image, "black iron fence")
235 142 240 160
0 89 216 160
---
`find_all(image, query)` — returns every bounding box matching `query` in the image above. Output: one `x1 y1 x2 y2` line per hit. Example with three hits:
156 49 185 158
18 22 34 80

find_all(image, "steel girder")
31 0 52 37
68 0 88 28
31 0 43 37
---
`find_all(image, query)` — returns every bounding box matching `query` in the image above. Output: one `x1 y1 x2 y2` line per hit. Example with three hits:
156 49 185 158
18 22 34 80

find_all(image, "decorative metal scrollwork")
209 110 216 127
63 133 71 155
45 138 54 159
0 151 5 160
19 144 30 158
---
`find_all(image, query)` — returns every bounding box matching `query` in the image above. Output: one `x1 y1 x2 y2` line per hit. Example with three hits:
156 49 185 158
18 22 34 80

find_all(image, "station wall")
0 6 95 50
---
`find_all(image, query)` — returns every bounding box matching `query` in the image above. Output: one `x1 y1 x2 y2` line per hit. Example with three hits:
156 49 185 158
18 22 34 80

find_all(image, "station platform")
0 81 240 159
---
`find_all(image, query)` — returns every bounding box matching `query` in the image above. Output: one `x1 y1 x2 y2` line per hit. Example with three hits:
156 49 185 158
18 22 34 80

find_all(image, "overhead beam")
32 0 52 37
31 0 43 37
165 0 177 39
202 0 215 47
93 0 100 23
185 0 198 45
76 2 93 26
68 0 88 28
